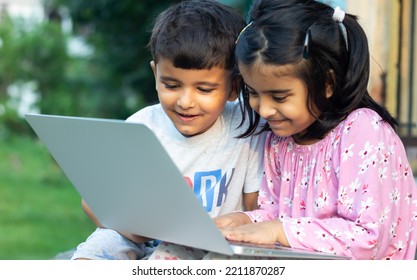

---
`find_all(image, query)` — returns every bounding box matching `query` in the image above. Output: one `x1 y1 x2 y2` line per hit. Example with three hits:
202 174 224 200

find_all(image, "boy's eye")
164 83 179 89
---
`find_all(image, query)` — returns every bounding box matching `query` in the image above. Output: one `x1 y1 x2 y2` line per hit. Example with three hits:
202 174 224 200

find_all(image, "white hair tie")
332 6 345 22
332 7 348 50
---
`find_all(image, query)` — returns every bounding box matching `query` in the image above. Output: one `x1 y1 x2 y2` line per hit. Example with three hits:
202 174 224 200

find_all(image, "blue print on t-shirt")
193 168 234 212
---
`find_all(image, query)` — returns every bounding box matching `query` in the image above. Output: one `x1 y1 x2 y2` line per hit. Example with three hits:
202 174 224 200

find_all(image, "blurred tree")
45 0 180 119
44 0 251 119
18 21 69 114
219 0 252 16
0 0 250 137
0 16 19 102
0 15 69 137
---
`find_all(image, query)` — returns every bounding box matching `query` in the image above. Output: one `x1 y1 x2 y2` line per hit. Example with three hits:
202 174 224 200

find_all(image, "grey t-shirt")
127 100 265 217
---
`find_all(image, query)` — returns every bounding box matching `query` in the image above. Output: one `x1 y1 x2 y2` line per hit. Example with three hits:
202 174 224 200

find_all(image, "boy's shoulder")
126 103 163 124
222 100 242 120
221 100 266 139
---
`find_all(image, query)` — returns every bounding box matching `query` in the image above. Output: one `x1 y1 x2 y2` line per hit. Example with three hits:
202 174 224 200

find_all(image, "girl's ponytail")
340 15 370 110
341 15 398 129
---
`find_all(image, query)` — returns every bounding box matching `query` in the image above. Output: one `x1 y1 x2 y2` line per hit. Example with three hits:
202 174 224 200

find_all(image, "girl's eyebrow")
265 89 291 94
245 84 291 94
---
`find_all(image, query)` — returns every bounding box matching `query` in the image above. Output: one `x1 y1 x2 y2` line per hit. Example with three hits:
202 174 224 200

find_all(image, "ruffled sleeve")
246 109 417 259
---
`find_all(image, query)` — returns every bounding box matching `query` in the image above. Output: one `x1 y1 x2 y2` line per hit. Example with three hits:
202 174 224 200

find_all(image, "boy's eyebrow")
195 81 220 87
160 76 220 87
160 76 180 83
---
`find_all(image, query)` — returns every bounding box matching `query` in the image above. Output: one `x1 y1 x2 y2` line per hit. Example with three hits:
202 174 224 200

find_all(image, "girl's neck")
292 134 321 145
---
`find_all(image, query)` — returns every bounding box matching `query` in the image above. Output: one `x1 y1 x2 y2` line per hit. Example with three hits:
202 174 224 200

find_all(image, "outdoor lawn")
0 135 96 260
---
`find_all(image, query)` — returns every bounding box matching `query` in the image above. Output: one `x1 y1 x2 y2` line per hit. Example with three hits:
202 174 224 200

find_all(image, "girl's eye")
249 91 258 97
198 87 214 93
272 95 287 102
244 86 258 97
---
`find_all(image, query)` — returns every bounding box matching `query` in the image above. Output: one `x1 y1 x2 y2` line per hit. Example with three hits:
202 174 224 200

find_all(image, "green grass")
0 136 96 259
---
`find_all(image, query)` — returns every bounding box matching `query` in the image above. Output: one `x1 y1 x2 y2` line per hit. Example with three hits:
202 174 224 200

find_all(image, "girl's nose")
258 96 276 119
177 89 195 109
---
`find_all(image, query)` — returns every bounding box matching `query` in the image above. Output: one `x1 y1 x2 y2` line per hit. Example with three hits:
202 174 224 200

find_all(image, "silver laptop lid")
25 113 234 256
26 113 350 260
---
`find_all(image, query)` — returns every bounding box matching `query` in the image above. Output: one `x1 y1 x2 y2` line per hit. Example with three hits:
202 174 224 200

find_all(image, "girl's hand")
214 212 252 229
220 220 289 246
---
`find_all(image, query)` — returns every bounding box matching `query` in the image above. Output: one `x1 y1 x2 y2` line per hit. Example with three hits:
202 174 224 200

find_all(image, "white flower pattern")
246 108 417 259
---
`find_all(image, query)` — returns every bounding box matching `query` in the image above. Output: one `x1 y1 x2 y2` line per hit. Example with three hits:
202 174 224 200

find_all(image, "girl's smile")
239 62 317 144
266 118 288 130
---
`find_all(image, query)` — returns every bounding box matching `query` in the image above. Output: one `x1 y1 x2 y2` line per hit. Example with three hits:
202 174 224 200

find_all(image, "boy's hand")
214 212 252 229
81 199 104 228
117 231 152 244
242 192 259 211
82 199 151 244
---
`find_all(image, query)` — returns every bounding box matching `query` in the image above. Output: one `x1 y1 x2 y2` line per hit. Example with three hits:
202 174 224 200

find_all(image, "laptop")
25 113 348 260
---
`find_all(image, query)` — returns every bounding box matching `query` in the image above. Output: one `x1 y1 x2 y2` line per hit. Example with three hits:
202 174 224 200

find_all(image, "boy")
71 0 265 260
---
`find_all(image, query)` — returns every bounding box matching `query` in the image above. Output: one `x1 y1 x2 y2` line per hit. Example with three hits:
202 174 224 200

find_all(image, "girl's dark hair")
237 0 398 139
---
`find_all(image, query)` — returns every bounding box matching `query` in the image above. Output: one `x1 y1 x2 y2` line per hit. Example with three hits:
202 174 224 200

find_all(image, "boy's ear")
150 61 157 78
228 75 241 101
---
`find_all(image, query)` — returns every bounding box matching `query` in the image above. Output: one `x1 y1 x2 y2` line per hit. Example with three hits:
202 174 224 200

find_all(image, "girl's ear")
325 70 336 98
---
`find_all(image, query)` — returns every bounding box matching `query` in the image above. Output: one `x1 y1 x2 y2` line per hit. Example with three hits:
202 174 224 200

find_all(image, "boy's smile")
151 58 235 137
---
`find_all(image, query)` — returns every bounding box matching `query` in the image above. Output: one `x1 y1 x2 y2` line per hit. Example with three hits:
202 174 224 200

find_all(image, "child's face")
151 58 235 137
240 62 317 144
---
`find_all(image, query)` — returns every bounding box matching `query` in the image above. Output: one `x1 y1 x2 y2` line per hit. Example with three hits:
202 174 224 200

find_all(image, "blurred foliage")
45 0 181 115
42 0 250 117
0 15 69 138
0 0 250 138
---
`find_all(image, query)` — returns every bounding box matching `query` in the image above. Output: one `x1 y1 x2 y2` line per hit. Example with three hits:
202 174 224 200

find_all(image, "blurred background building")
345 0 417 172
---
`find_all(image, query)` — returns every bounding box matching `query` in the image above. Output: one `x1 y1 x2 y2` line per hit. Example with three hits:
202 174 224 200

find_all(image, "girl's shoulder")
334 108 398 145
337 108 390 133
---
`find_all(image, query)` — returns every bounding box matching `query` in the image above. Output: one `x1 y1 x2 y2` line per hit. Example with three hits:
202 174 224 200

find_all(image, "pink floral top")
246 108 417 259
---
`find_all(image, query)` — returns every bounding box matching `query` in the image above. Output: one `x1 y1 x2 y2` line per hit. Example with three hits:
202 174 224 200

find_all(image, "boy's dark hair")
237 0 398 139
149 0 245 71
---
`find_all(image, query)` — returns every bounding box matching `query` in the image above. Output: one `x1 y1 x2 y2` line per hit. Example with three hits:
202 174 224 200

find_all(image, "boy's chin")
174 124 212 138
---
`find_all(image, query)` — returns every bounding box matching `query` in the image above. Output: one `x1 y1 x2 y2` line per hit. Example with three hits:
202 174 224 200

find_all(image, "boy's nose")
177 90 195 109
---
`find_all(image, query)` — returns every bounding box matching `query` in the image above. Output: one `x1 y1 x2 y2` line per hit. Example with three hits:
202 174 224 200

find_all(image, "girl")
215 0 417 260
